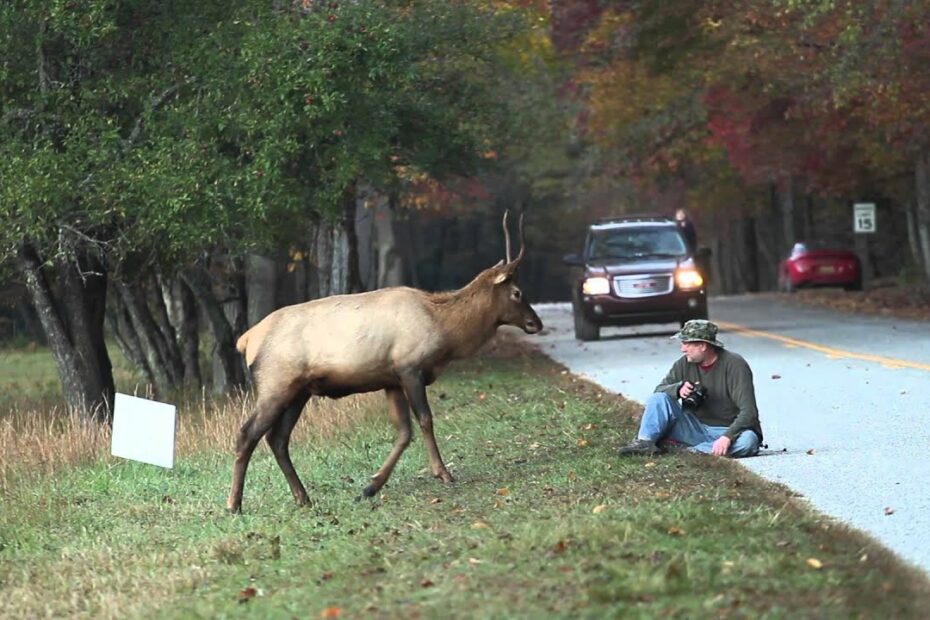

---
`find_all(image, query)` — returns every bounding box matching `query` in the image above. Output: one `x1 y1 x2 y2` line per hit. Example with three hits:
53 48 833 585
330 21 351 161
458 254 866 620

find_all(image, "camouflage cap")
672 319 724 348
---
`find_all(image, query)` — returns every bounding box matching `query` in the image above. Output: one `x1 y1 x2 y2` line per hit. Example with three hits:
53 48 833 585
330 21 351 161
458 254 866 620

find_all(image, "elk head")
486 210 542 334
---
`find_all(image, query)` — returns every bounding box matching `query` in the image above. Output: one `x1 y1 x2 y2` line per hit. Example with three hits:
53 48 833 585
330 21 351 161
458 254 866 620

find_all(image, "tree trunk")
312 221 334 298
182 266 246 394
107 285 157 389
160 276 201 387
112 279 185 397
245 254 277 327
779 177 796 257
343 186 364 294
356 186 377 290
374 194 404 288
17 244 115 422
915 153 930 286
398 202 421 288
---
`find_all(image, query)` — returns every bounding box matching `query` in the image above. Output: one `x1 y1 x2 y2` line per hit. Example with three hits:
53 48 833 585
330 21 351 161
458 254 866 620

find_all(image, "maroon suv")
563 215 710 341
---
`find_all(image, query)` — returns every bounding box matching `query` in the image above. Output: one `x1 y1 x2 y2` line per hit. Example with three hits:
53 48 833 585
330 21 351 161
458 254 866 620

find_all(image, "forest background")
2 0 930 419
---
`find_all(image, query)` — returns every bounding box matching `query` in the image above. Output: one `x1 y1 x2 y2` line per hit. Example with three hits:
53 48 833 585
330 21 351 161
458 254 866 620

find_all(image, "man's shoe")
617 438 661 457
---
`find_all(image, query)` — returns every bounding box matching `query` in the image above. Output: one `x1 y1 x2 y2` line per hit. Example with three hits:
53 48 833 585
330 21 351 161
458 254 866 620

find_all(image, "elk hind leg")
226 389 297 514
362 387 413 498
266 391 311 506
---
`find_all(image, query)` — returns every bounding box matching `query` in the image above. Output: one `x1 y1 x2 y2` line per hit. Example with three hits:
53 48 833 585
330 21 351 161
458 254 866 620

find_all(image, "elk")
227 212 543 513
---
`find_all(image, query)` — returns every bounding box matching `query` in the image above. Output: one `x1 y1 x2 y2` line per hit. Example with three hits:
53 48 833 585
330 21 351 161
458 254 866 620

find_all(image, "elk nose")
524 317 542 334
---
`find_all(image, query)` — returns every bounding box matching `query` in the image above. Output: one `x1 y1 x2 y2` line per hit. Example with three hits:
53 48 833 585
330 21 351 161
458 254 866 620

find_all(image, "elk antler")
501 209 525 266
502 210 512 263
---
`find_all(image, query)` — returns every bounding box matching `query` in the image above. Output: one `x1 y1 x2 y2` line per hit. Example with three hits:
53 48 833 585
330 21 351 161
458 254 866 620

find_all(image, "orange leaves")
237 587 257 604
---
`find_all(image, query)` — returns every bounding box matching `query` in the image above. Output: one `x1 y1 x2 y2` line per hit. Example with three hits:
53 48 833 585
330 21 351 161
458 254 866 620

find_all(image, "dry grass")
0 389 385 493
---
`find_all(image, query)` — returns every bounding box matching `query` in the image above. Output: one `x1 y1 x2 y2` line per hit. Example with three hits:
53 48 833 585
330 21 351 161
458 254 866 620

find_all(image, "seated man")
617 319 763 457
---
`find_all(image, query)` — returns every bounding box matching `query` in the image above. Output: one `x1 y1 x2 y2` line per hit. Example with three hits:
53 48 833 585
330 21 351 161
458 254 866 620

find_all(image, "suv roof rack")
593 213 675 225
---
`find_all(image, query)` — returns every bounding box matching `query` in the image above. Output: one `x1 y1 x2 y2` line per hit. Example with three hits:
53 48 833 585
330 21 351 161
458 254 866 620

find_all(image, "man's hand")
678 381 694 400
711 435 731 456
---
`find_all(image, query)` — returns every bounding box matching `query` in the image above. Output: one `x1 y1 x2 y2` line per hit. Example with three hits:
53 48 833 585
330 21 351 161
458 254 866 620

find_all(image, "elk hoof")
436 471 454 484
360 484 379 499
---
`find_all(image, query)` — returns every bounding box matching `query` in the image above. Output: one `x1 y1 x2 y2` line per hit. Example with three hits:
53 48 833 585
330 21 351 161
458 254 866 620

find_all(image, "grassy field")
1 340 929 618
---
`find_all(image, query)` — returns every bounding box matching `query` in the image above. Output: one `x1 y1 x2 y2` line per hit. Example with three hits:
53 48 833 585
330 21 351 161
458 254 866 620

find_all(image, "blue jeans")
637 393 760 458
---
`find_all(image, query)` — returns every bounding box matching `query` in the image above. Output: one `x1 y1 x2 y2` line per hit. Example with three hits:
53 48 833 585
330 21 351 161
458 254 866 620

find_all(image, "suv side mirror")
562 253 584 267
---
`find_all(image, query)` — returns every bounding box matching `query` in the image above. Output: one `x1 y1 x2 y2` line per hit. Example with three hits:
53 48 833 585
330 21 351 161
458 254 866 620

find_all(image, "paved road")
520 295 930 576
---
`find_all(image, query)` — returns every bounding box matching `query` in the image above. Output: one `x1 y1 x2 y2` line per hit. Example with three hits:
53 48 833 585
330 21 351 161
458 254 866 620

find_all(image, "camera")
681 381 708 410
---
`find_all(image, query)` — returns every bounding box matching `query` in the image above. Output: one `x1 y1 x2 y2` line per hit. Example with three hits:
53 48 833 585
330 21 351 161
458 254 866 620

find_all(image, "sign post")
852 202 876 285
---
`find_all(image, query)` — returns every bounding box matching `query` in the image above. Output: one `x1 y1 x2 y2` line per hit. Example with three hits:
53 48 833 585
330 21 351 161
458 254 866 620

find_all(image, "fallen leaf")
582 423 597 430
493 499 505 509
237 587 257 604
421 579 434 588
321 571 334 581
471 521 490 529
806 449 815 455
667 526 684 536
478 392 486 401
495 488 510 497
592 504 607 514
806 558 823 569
644 461 657 468
860 554 869 563
884 507 895 516
320 607 342 618
529 442 541 450
567 471 577 481
429 497 442 505
576 438 589 448
654 491 671 499
775 540 791 548
552 540 569 554
468 557 482 565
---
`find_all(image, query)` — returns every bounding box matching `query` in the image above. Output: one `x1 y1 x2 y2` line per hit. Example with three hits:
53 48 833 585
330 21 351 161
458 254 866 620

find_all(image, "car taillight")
675 268 704 289
582 277 611 295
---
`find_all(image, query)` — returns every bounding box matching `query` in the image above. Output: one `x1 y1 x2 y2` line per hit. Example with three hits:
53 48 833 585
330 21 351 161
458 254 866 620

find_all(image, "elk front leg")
400 372 454 484
362 388 413 498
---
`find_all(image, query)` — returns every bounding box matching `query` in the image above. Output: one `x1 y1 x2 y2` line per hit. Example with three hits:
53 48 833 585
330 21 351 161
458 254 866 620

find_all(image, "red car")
778 241 862 292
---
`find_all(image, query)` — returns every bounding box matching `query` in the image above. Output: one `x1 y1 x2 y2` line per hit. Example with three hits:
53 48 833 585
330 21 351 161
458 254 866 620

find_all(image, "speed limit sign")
853 203 876 234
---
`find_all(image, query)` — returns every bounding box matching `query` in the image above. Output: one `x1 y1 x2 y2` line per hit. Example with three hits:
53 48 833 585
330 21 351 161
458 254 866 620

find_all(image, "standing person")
675 208 697 251
617 320 763 457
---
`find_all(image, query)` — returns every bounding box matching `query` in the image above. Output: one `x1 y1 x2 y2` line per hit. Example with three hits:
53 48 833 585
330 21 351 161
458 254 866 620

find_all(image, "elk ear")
492 271 510 285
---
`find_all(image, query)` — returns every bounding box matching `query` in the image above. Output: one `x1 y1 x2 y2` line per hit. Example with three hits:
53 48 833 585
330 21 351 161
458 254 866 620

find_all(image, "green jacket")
655 349 764 442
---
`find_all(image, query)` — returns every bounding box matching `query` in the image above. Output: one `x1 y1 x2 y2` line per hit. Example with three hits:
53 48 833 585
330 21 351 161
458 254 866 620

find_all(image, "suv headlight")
675 268 704 290
582 276 611 295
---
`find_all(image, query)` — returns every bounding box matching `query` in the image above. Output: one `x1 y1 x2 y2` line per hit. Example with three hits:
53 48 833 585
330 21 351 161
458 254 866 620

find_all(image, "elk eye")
511 288 522 300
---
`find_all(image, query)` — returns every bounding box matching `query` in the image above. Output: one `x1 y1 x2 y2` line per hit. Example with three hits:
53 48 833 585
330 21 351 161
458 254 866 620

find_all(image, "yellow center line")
715 320 930 372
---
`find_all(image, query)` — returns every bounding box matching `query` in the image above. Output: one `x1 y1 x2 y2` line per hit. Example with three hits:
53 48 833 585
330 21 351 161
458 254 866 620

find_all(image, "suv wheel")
573 303 600 341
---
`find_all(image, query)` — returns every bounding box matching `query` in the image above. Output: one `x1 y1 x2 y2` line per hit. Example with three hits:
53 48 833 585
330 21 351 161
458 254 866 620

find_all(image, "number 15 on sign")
854 203 876 234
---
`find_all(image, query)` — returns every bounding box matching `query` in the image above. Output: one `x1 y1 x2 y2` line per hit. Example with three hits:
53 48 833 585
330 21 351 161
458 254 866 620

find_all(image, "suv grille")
614 274 674 298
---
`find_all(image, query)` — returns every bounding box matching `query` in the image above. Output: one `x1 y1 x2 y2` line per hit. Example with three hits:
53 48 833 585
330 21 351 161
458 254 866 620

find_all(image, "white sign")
853 202 876 233
111 393 177 468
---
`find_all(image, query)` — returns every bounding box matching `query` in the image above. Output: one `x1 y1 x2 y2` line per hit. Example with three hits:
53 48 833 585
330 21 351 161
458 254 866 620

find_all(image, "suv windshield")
588 226 688 261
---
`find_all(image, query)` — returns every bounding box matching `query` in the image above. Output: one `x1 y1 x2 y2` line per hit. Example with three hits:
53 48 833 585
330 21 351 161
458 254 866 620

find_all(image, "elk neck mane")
423 272 501 358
